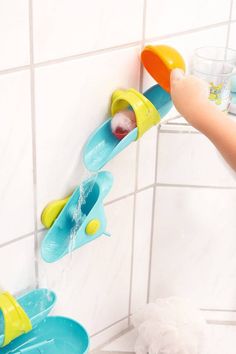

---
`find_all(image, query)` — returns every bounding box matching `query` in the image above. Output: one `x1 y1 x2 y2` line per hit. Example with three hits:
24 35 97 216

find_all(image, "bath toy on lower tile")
41 171 113 263
0 288 56 347
141 44 186 92
83 84 173 172
2 317 89 354
0 289 89 354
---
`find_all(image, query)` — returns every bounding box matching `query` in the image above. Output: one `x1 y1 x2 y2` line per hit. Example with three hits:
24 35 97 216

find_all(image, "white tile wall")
33 0 143 62
157 132 236 187
229 22 236 48
145 0 231 39
0 70 34 245
150 187 236 309
131 188 154 313
232 0 236 20
138 128 158 189
0 0 29 70
0 0 235 349
0 235 35 293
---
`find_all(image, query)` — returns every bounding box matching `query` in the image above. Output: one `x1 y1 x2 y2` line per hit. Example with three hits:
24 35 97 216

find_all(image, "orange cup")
141 45 186 92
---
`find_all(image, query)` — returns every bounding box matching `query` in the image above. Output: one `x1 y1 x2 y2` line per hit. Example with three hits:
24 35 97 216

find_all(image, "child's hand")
170 69 210 129
170 69 236 171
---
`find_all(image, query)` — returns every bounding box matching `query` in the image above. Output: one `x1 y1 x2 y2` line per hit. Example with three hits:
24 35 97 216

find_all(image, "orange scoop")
141 45 186 92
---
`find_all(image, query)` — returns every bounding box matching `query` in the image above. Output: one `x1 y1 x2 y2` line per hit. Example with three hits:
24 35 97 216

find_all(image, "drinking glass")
192 47 236 111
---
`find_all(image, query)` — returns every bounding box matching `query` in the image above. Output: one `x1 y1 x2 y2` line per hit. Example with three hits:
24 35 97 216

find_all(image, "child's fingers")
170 68 185 84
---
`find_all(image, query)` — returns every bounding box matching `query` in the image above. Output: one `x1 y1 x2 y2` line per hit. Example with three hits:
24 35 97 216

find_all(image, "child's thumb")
170 68 185 83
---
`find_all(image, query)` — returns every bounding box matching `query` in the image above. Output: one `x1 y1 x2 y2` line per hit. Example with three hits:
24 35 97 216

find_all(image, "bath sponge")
111 110 136 140
132 297 206 354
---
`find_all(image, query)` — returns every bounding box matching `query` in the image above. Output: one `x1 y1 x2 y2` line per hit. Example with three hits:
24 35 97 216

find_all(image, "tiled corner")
137 128 158 189
131 188 153 313
157 131 236 187
103 328 137 352
90 319 128 350
33 0 143 62
149 187 236 310
0 70 34 245
0 0 29 70
0 235 35 294
38 196 134 335
145 0 231 39
35 46 140 226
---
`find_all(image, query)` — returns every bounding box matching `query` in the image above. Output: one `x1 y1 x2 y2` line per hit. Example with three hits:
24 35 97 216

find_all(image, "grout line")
146 126 161 303
145 20 232 44
128 145 139 326
91 323 132 353
201 308 236 312
207 320 236 326
90 316 129 338
137 183 155 193
155 182 236 190
29 0 39 288
104 192 136 206
34 41 141 68
127 0 148 326
159 128 199 134
0 65 31 76
225 0 234 50
0 232 34 250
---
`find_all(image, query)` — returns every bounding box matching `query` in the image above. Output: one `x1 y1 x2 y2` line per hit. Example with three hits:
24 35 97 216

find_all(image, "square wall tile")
138 128 158 189
0 0 29 70
131 188 153 313
0 70 34 245
229 23 236 48
0 235 35 294
142 26 228 121
145 0 231 39
35 46 140 226
38 196 134 335
33 0 143 62
150 187 236 310
105 143 137 203
157 132 236 187
204 324 236 354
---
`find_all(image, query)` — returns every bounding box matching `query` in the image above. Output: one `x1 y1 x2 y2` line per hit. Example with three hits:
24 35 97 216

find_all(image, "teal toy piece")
83 84 172 172
41 171 113 263
231 75 236 93
1 316 89 354
0 289 56 347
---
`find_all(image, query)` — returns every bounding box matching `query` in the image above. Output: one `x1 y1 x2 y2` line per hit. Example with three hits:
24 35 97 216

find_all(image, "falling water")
39 150 101 315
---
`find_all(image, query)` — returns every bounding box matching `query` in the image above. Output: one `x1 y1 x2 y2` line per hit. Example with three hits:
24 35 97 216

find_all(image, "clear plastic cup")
192 47 236 111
